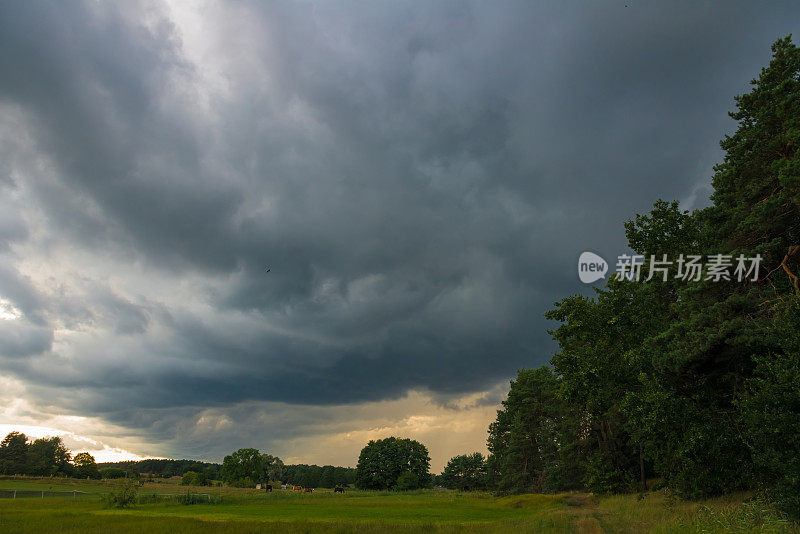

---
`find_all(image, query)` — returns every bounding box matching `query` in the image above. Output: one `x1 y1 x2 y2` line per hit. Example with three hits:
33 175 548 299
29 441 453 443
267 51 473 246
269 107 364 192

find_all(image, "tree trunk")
639 442 647 492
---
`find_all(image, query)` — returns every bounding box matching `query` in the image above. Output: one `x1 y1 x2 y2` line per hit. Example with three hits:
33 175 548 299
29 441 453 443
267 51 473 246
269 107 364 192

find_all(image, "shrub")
181 470 207 486
101 478 141 508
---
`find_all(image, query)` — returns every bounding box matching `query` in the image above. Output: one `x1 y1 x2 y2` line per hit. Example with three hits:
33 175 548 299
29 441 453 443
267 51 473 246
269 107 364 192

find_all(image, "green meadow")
0 477 797 533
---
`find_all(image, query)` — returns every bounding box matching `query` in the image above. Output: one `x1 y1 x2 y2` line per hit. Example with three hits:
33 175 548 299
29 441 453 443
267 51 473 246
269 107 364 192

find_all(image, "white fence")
0 489 90 499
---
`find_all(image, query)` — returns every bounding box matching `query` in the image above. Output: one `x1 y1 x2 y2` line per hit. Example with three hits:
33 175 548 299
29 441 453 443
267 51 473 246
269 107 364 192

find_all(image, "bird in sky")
265 267 271 273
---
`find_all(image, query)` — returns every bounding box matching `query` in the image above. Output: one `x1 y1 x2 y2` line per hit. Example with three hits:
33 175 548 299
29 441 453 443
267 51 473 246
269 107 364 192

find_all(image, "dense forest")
483 37 800 518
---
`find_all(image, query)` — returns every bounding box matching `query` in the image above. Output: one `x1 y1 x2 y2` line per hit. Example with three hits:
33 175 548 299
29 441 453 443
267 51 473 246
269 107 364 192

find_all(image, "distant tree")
280 464 356 487
0 432 29 475
355 437 431 490
318 466 335 488
181 471 204 486
73 452 101 479
441 453 487 491
262 453 284 483
334 466 356 487
100 467 128 479
26 437 71 476
220 448 282 487
203 465 218 483
221 448 261 487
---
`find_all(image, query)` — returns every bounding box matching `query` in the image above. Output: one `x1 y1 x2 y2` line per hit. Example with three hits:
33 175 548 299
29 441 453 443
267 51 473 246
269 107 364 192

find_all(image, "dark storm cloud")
0 321 52 359
0 0 798 453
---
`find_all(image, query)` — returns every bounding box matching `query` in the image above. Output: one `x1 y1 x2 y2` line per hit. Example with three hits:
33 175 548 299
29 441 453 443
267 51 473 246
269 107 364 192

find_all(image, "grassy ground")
0 477 796 533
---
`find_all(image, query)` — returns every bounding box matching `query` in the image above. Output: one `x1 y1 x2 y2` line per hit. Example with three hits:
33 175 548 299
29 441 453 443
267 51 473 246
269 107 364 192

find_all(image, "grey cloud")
0 265 47 325
0 321 52 359
0 0 798 459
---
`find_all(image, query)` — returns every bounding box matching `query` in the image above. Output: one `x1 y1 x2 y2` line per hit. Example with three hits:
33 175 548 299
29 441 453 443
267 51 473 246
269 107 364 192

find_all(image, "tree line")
477 36 800 518
97 459 222 481
0 434 357 489
0 432 100 479
282 464 356 488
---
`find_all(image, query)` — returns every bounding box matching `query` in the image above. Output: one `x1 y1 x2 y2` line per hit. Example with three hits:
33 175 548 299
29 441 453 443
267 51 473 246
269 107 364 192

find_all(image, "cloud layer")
0 0 797 468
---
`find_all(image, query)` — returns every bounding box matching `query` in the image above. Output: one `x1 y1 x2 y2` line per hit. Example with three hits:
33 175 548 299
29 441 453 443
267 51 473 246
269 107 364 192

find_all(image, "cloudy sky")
0 1 798 471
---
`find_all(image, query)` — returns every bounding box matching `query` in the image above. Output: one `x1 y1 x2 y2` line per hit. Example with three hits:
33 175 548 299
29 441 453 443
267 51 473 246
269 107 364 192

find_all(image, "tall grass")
1 477 799 533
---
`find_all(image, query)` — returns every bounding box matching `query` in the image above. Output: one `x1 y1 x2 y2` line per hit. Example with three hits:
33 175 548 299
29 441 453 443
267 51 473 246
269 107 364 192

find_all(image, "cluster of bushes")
101 478 142 508
0 432 100 479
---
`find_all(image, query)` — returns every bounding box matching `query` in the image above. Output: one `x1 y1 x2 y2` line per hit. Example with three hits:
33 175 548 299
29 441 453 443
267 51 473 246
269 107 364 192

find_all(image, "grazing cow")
303 487 314 493
264 485 272 492
333 486 345 493
293 485 303 491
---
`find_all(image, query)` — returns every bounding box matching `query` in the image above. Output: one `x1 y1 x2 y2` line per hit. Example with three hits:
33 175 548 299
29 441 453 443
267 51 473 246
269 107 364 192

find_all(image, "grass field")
0 477 796 533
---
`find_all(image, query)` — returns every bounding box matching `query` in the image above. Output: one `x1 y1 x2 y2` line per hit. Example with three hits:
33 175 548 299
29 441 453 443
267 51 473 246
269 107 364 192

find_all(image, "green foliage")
180 470 208 486
220 448 283 487
220 448 260 487
101 478 142 509
487 367 584 494
100 467 129 479
355 437 431 490
630 36 800 500
441 453 487 491
0 431 29 475
98 458 222 479
72 452 101 479
486 36 800 510
280 464 356 488
394 471 420 491
738 301 800 518
25 437 71 477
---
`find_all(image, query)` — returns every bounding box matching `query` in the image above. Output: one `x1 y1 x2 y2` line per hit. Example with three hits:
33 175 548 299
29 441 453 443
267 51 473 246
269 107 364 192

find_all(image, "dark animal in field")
303 487 314 493
265 485 272 492
333 486 345 493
